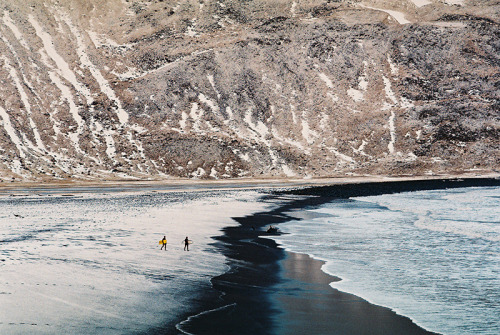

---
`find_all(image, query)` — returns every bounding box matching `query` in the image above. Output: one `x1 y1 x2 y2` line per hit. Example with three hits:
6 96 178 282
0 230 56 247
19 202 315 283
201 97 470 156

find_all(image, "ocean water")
273 186 500 335
0 188 268 334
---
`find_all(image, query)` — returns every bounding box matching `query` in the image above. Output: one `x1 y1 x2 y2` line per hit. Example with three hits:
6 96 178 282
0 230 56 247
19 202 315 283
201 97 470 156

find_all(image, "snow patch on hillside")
387 55 399 76
301 115 318 144
444 0 464 6
348 87 364 102
291 2 298 17
328 147 355 163
180 111 189 131
0 105 26 160
318 71 334 89
58 11 129 125
3 11 29 49
410 0 432 7
198 93 220 114
47 71 85 149
0 55 45 151
244 110 269 138
388 110 396 154
207 75 221 99
360 5 411 25
353 140 372 157
383 76 398 105
28 15 93 104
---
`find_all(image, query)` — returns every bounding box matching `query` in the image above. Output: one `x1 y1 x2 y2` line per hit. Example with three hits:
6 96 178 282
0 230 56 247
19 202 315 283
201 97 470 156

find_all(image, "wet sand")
275 252 436 335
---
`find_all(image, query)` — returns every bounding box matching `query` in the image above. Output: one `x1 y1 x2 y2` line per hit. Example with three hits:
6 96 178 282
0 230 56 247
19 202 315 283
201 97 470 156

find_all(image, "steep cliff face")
0 0 498 182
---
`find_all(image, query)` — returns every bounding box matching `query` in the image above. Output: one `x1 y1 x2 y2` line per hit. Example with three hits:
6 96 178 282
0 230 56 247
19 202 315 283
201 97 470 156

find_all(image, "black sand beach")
158 177 500 334
275 252 434 335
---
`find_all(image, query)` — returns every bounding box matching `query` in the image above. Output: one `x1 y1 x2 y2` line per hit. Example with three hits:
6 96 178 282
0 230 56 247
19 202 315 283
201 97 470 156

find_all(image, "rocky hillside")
0 0 498 182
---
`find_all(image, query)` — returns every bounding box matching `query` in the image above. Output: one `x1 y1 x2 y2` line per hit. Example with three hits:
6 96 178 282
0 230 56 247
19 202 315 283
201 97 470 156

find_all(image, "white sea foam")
177 303 237 335
271 186 500 335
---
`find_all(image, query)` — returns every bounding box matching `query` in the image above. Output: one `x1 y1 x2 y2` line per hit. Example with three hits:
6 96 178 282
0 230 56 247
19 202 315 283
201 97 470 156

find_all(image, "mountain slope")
0 0 498 182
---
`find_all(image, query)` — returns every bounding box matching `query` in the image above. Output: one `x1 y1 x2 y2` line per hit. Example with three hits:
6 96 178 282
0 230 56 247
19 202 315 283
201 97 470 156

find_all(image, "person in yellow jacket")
160 236 167 250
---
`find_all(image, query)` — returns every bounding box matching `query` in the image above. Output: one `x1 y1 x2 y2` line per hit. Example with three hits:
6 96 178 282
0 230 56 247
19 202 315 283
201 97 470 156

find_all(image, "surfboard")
181 240 193 244
159 240 167 245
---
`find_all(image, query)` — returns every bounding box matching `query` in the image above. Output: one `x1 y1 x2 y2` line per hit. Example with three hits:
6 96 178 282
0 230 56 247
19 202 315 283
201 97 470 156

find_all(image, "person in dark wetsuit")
160 236 167 250
183 236 189 251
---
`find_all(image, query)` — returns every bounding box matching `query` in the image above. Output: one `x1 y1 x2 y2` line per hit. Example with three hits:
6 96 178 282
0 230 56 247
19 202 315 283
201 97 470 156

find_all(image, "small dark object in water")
266 226 278 233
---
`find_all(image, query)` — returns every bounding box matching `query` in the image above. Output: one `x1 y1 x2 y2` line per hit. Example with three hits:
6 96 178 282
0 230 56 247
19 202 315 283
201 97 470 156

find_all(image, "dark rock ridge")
0 0 498 182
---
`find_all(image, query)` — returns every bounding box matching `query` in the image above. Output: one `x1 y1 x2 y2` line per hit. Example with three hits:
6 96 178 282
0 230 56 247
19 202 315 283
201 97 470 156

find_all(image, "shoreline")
175 176 500 334
274 252 438 335
4 176 498 333
0 172 498 194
